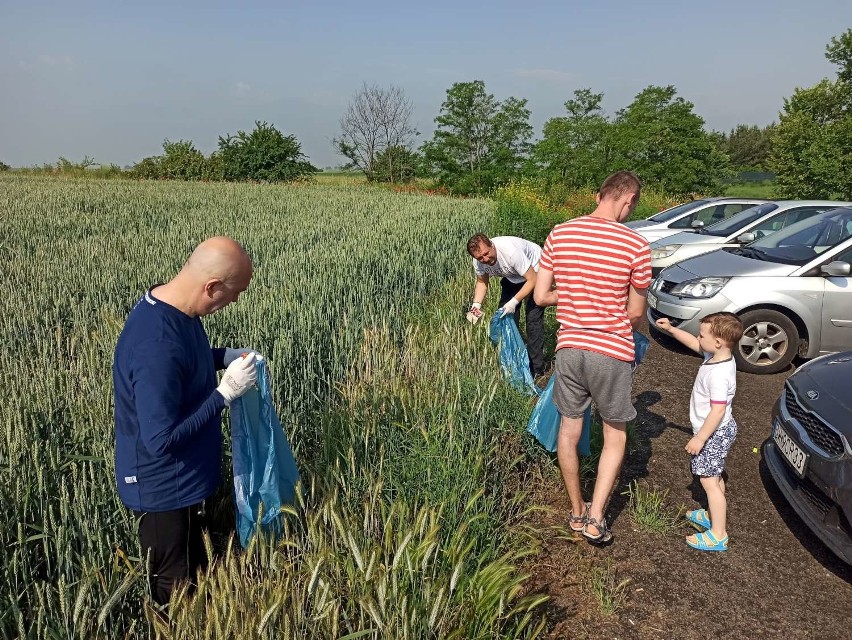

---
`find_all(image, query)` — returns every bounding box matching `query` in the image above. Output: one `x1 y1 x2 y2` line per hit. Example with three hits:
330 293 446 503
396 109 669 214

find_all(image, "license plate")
774 420 808 477
647 292 658 309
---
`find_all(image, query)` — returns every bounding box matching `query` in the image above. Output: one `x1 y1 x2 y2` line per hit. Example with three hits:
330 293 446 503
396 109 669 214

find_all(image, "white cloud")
512 68 574 84
38 54 74 67
235 82 251 95
18 54 75 70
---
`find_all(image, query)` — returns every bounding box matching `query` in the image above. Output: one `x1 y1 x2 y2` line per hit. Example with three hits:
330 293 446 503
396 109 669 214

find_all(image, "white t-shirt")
689 355 737 434
473 236 542 284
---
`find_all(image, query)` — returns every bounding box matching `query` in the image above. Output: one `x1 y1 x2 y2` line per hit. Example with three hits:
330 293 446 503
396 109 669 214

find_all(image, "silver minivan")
647 207 852 374
625 197 765 243
649 200 851 276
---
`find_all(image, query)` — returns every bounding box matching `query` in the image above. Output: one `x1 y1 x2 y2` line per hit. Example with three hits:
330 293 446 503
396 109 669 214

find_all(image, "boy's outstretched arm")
655 317 701 353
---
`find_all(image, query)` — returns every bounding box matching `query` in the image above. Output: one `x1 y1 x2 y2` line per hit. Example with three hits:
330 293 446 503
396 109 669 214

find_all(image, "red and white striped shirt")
540 216 651 361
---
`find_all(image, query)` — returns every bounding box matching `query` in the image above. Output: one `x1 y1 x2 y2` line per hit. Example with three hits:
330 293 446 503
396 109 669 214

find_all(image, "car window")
817 218 852 247
750 212 789 239
667 202 752 229
703 203 779 236
667 203 714 228
749 207 825 240
647 200 710 223
829 246 852 265
721 203 753 217
749 207 852 265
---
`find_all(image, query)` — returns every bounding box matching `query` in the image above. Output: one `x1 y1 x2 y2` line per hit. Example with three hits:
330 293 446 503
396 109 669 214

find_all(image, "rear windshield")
647 199 710 223
745 207 852 265
703 203 779 236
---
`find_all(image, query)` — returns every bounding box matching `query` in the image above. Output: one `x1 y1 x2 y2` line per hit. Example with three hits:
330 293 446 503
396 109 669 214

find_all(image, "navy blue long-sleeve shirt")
113 288 228 511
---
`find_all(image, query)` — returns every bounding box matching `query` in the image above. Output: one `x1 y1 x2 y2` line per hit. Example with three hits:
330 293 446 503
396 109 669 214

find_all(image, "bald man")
113 236 259 606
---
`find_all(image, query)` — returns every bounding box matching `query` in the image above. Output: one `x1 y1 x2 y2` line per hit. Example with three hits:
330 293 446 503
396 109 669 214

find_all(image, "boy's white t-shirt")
473 236 542 284
689 355 736 434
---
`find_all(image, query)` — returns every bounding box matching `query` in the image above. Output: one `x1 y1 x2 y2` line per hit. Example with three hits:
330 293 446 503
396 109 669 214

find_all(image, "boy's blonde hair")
700 312 744 346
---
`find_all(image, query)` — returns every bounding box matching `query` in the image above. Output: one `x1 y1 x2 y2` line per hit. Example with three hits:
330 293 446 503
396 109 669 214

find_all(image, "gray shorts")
552 348 637 423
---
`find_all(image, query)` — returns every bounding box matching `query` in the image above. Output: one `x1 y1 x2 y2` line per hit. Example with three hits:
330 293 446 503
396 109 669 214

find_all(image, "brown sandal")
569 502 591 533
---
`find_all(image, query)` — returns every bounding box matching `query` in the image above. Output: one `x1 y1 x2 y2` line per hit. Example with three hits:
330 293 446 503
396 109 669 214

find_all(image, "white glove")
499 297 520 318
216 352 258 405
466 302 483 325
224 347 259 367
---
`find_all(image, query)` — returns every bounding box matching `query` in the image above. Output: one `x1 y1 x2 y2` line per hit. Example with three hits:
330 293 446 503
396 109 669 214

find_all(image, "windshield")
703 202 779 236
647 199 711 223
747 207 852 265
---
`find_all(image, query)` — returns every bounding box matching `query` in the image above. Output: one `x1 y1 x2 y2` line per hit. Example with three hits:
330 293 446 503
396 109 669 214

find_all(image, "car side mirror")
691 220 704 229
821 261 851 277
736 232 755 244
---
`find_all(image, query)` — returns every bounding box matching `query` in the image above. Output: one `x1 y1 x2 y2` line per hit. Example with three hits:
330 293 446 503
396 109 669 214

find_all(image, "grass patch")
722 181 776 199
585 561 631 616
623 480 683 535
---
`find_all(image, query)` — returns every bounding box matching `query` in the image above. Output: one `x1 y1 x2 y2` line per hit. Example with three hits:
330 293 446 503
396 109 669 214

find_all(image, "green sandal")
686 530 728 552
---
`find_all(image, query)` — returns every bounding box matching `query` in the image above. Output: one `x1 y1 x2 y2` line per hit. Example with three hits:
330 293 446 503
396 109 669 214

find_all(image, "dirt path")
526 321 852 639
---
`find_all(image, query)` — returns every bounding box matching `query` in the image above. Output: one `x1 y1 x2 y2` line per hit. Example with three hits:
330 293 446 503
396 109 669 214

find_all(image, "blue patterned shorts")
691 418 737 477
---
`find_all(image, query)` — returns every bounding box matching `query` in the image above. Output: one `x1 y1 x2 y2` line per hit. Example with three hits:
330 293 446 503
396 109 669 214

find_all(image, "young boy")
655 312 744 552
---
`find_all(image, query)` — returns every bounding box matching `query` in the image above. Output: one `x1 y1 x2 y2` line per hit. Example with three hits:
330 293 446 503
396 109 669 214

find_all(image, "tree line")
2 29 848 199
335 29 851 198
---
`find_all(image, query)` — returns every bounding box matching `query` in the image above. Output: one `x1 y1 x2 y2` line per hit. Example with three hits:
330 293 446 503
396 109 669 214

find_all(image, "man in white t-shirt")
466 233 545 377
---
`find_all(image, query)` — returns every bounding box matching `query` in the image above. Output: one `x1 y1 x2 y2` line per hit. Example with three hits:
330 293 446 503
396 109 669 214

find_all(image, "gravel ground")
526 321 852 640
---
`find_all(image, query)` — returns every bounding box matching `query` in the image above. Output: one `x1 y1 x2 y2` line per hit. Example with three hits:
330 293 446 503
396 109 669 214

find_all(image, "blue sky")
1 0 850 168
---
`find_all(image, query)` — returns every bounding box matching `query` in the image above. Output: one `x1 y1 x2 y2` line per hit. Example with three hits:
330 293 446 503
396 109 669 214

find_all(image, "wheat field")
0 175 547 639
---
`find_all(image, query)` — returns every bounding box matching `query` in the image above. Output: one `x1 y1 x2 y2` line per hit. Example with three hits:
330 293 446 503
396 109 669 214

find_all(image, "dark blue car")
764 350 852 563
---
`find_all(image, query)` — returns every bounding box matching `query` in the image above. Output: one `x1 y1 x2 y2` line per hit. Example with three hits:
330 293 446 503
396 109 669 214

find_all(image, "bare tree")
334 84 417 181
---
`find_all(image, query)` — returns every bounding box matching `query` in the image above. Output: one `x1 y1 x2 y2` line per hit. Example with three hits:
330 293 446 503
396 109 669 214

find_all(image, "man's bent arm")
132 342 226 457
626 284 647 327
511 267 537 302
534 267 558 307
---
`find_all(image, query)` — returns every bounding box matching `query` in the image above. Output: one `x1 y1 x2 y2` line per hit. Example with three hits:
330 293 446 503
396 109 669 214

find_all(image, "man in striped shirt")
534 171 651 543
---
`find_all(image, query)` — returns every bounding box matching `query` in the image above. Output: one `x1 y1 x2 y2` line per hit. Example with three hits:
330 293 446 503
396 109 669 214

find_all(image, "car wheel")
735 309 798 374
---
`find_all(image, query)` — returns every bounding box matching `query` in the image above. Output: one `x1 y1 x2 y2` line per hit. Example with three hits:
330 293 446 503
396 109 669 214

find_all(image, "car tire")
735 309 798 374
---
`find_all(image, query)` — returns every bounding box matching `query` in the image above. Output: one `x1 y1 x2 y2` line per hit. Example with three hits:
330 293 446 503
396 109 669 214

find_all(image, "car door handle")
830 319 852 327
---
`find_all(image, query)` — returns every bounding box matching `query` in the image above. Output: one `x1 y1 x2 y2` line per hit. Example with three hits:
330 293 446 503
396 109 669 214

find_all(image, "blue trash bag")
488 310 538 396
527 331 651 456
230 357 300 548
634 329 650 364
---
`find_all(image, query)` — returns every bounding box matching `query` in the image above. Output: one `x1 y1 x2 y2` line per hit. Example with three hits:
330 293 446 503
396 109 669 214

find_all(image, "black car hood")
789 351 852 437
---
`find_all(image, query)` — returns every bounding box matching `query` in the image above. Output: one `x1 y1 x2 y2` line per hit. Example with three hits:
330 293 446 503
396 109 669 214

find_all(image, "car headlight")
651 245 680 260
669 277 730 299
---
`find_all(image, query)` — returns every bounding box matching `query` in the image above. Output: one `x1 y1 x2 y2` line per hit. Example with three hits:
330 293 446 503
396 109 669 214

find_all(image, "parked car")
625 197 765 243
763 350 852 564
649 201 851 277
647 206 852 374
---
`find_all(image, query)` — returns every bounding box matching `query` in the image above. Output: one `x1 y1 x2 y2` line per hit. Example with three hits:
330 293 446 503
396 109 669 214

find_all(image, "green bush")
0 161 10 172
371 145 419 183
15 156 130 179
218 121 317 182
131 139 218 181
